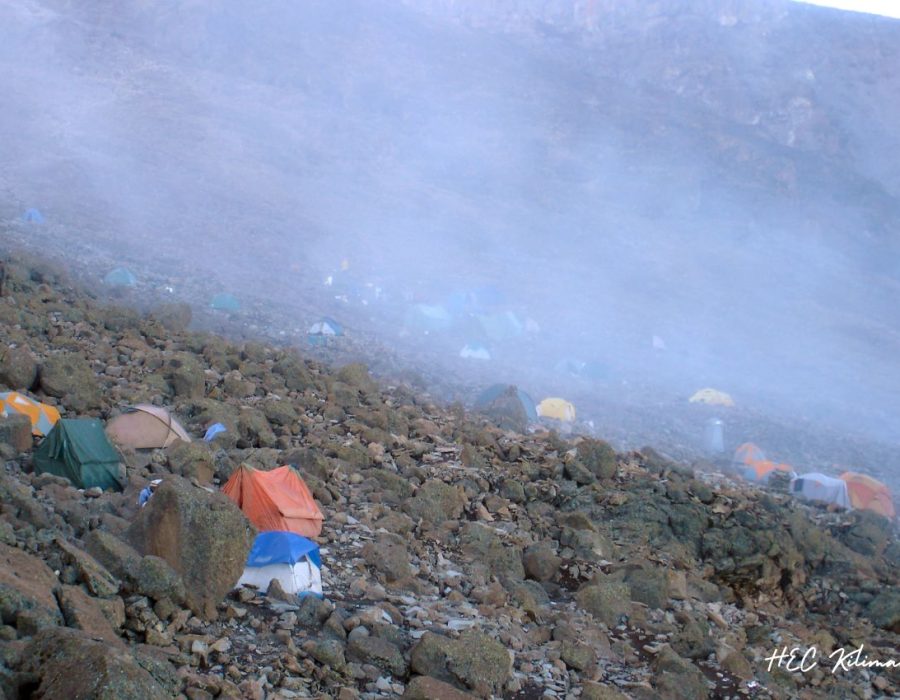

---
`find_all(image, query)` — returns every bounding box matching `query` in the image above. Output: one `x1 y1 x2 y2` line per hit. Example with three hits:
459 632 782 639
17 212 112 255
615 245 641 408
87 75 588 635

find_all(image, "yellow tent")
537 398 576 422
0 391 60 436
689 388 734 407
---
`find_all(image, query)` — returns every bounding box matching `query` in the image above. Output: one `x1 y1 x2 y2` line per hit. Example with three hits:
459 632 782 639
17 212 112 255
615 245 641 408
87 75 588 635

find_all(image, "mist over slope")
1 0 899 445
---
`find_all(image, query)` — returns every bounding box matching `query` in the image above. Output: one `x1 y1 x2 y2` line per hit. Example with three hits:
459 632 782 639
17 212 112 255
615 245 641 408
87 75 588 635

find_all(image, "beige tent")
106 405 191 449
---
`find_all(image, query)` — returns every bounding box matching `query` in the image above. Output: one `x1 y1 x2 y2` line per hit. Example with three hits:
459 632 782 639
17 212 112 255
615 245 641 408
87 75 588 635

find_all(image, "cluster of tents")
223 465 325 597
732 442 895 519
1 390 327 596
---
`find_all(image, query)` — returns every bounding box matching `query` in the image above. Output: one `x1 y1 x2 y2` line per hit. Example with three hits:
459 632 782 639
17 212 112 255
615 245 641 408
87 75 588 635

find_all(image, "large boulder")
16 626 172 699
458 522 525 583
55 585 123 645
576 582 631 627
403 676 478 700
0 345 38 390
0 542 63 630
653 646 709 700
576 439 618 480
125 476 255 618
866 588 900 633
410 630 511 697
403 480 467 525
0 412 32 453
39 351 101 411
479 386 527 433
165 441 214 484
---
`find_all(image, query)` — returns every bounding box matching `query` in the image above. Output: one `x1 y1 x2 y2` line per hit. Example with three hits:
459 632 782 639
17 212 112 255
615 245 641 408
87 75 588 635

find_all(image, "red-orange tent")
733 442 766 466
839 472 896 519
222 465 324 538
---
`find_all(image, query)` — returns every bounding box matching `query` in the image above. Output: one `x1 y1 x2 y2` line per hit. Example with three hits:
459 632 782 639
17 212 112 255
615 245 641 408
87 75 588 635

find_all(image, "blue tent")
406 303 453 333
246 531 321 569
22 208 44 224
211 293 240 312
307 317 344 346
104 268 137 287
238 531 323 597
475 384 538 422
477 311 523 342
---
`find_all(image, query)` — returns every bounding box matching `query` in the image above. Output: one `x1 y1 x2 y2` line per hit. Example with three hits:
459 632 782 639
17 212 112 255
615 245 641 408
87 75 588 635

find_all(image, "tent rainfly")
689 388 734 407
0 391 60 436
222 465 324 538
106 405 191 449
840 472 896 519
791 473 851 510
236 531 323 597
537 397 576 422
474 384 538 423
33 419 123 491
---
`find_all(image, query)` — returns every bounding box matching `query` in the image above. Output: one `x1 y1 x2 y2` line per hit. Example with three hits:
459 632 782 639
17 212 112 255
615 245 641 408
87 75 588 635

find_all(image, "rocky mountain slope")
0 253 898 699
1 0 900 442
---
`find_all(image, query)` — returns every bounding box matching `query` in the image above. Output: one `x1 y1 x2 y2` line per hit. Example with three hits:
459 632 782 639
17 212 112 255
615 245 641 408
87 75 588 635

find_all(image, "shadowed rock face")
18 627 173 699
126 475 255 619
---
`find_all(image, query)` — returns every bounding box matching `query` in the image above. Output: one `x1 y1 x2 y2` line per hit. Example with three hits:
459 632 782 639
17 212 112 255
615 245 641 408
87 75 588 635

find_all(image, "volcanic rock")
125 476 254 618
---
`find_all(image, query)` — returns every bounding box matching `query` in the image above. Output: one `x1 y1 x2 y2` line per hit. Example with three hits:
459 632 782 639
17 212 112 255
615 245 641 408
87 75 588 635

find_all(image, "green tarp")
33 419 124 491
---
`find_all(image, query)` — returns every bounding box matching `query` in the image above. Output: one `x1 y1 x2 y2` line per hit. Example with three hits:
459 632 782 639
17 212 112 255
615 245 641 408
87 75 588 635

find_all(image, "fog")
2 0 899 457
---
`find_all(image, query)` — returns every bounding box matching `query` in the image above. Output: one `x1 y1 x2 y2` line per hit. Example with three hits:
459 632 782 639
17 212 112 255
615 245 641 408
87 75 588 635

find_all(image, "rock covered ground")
0 251 898 700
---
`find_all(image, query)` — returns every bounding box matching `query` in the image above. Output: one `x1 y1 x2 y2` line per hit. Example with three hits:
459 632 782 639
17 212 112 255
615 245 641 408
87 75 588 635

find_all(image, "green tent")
33 419 124 491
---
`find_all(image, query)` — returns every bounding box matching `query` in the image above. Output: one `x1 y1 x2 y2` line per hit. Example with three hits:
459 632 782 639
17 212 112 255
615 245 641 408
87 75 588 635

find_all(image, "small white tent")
236 531 322 597
791 473 851 510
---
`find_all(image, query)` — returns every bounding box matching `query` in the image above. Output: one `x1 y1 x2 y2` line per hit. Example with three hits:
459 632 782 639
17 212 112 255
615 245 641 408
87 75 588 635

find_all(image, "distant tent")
733 442 766 466
210 293 240 312
460 343 491 360
736 459 795 485
475 384 538 422
537 397 576 422
104 268 137 287
689 388 734 407
237 531 322 597
732 443 793 484
791 473 851 510
840 472 896 519
307 317 344 346
0 391 60 436
222 465 324 538
406 304 453 333
33 419 123 491
477 311 523 342
22 208 44 224
106 405 191 449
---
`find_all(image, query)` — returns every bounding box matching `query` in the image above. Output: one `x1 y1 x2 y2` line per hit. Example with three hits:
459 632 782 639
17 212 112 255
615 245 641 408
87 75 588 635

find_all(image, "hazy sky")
795 0 900 18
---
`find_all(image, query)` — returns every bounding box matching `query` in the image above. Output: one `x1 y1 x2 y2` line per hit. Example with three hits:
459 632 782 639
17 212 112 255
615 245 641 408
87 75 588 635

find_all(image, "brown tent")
106 405 191 449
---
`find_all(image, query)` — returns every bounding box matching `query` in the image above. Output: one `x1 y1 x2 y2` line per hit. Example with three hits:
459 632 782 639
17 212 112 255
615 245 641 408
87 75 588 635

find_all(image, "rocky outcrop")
126 476 255 618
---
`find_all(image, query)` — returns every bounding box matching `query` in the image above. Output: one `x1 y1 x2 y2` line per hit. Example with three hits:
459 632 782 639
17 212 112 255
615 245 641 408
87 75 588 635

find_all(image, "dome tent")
475 384 538 423
222 465 324 538
236 531 322 597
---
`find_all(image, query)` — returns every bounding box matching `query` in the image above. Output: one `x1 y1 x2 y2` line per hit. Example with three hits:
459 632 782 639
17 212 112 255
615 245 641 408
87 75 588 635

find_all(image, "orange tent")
733 442 766 466
0 391 60 436
222 465 324 538
738 459 794 484
839 472 895 519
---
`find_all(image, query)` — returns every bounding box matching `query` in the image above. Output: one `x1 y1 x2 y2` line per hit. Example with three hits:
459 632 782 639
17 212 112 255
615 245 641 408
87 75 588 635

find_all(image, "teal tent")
104 268 137 287
474 384 538 422
33 419 123 491
477 311 523 342
405 304 452 333
211 293 240 312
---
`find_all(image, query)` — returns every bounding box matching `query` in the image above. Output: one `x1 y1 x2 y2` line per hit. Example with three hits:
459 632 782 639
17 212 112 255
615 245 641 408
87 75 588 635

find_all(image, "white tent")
791 472 851 510
236 532 323 597
459 343 491 360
